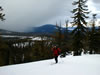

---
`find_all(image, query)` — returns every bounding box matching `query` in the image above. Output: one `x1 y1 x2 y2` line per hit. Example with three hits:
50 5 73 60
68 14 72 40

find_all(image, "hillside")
28 24 75 34
0 54 100 75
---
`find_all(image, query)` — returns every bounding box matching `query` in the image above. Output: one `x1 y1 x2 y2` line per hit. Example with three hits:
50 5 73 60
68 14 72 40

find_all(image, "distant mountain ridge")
0 29 16 34
0 29 31 36
0 24 75 35
29 24 57 34
28 24 75 34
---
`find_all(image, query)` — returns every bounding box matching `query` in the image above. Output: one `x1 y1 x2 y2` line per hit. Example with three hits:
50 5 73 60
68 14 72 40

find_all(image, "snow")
0 54 100 75
31 37 47 41
32 37 43 40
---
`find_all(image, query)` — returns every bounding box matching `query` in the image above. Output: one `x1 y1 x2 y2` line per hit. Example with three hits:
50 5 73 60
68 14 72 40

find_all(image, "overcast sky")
0 0 100 32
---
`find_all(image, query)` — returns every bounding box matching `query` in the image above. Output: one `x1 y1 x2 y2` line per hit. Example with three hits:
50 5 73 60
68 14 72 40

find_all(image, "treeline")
0 37 53 66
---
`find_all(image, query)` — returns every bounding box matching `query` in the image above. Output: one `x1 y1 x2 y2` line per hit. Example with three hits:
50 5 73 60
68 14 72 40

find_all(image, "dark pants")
55 56 58 63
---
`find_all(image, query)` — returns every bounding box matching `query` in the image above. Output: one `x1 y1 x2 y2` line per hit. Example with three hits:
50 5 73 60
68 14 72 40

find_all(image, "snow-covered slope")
0 55 100 75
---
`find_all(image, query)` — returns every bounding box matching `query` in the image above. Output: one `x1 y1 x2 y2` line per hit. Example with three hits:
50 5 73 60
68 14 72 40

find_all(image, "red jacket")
52 47 61 56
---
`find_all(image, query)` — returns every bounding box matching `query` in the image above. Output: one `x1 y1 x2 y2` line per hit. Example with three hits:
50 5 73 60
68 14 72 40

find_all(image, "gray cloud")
0 0 74 32
0 0 100 32
92 0 100 3
90 0 100 19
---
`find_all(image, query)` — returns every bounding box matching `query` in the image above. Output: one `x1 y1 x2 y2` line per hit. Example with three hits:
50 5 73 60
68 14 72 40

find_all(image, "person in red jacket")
52 46 61 63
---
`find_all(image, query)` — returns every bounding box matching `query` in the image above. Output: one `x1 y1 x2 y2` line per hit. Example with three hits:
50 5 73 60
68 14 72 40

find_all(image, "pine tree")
88 14 100 54
0 6 5 21
55 22 62 47
71 0 89 56
0 6 5 35
64 20 69 40
0 6 7 66
61 20 70 57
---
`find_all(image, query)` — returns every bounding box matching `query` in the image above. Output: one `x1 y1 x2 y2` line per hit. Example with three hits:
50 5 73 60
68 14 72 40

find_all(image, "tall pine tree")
71 0 89 56
0 6 7 66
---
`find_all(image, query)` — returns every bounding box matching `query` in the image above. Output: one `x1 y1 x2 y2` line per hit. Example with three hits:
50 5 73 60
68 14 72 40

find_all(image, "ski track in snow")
0 54 100 75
